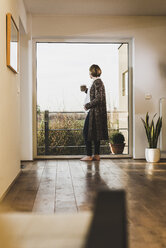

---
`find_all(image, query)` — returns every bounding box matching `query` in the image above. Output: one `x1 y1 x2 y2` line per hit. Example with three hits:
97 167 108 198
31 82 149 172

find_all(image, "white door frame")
32 37 134 159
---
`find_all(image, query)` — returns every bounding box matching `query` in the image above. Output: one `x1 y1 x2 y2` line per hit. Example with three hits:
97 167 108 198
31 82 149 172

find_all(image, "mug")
80 85 87 92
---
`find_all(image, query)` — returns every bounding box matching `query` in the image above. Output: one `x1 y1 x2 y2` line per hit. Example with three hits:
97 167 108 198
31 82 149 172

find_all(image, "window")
35 42 130 156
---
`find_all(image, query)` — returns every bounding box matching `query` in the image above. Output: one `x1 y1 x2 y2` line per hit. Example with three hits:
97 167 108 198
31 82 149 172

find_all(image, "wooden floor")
1 159 166 247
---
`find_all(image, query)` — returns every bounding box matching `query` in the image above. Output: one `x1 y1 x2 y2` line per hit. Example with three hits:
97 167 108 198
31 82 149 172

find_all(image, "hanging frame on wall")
6 13 19 73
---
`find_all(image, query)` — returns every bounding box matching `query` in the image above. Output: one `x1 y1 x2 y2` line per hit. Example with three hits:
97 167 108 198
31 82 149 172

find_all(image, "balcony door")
34 42 131 157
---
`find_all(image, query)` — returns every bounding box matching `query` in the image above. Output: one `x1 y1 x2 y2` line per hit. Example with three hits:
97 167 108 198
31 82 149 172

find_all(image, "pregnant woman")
81 64 108 161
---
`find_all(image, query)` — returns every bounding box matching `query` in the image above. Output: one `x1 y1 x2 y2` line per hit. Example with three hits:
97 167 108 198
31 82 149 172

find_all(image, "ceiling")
23 0 166 15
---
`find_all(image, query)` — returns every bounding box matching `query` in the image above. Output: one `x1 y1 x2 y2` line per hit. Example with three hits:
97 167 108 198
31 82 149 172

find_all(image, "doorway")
34 42 131 157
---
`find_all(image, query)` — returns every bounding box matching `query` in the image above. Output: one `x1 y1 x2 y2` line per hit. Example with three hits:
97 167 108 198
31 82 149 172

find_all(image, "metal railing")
37 110 129 155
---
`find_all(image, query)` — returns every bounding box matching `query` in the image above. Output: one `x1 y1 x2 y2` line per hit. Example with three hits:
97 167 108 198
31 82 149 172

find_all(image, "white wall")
0 0 29 199
20 14 33 161
31 15 166 158
0 0 21 199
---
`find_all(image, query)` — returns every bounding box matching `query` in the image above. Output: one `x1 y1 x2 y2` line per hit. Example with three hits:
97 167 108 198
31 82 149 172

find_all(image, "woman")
81 64 109 161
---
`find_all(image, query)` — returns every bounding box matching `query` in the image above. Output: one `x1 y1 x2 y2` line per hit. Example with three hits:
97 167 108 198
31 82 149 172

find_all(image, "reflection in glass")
6 13 19 73
10 20 18 71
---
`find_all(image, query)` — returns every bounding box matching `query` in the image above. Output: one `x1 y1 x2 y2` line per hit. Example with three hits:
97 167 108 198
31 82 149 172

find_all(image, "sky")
37 43 120 112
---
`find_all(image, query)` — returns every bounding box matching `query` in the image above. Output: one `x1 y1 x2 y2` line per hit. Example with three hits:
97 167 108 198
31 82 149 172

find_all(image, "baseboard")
133 158 166 162
133 158 146 160
34 155 133 160
21 160 34 162
0 171 21 202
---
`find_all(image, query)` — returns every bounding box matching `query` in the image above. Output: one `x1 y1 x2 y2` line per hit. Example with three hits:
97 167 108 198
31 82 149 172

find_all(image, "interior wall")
20 14 33 161
31 15 166 158
0 0 21 199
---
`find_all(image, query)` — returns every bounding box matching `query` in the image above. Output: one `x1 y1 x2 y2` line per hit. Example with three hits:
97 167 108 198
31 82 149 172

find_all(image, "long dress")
85 78 109 141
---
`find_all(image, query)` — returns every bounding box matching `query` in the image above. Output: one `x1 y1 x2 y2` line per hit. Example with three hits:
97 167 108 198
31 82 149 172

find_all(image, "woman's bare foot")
93 155 100 161
80 156 93 161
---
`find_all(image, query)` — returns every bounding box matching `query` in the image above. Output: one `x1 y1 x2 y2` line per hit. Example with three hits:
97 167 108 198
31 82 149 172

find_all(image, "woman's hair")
89 64 102 77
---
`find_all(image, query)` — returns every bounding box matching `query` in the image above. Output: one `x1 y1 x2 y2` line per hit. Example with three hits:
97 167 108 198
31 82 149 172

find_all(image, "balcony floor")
1 159 166 247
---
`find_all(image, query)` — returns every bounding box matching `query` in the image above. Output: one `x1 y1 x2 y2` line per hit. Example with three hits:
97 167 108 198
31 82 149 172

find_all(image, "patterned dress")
85 78 109 141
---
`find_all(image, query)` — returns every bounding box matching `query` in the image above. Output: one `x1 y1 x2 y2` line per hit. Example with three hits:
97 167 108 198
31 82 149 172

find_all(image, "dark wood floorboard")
55 160 77 213
32 160 57 213
1 159 166 247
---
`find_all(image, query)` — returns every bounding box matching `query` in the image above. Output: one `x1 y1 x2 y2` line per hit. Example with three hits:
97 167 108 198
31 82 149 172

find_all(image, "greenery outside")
37 110 128 155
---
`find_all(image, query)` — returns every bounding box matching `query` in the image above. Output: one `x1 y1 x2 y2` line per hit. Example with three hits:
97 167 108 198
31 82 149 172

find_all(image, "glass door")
36 42 130 156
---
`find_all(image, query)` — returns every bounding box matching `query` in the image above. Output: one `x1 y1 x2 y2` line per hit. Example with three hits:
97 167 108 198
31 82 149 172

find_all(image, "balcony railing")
37 111 129 156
